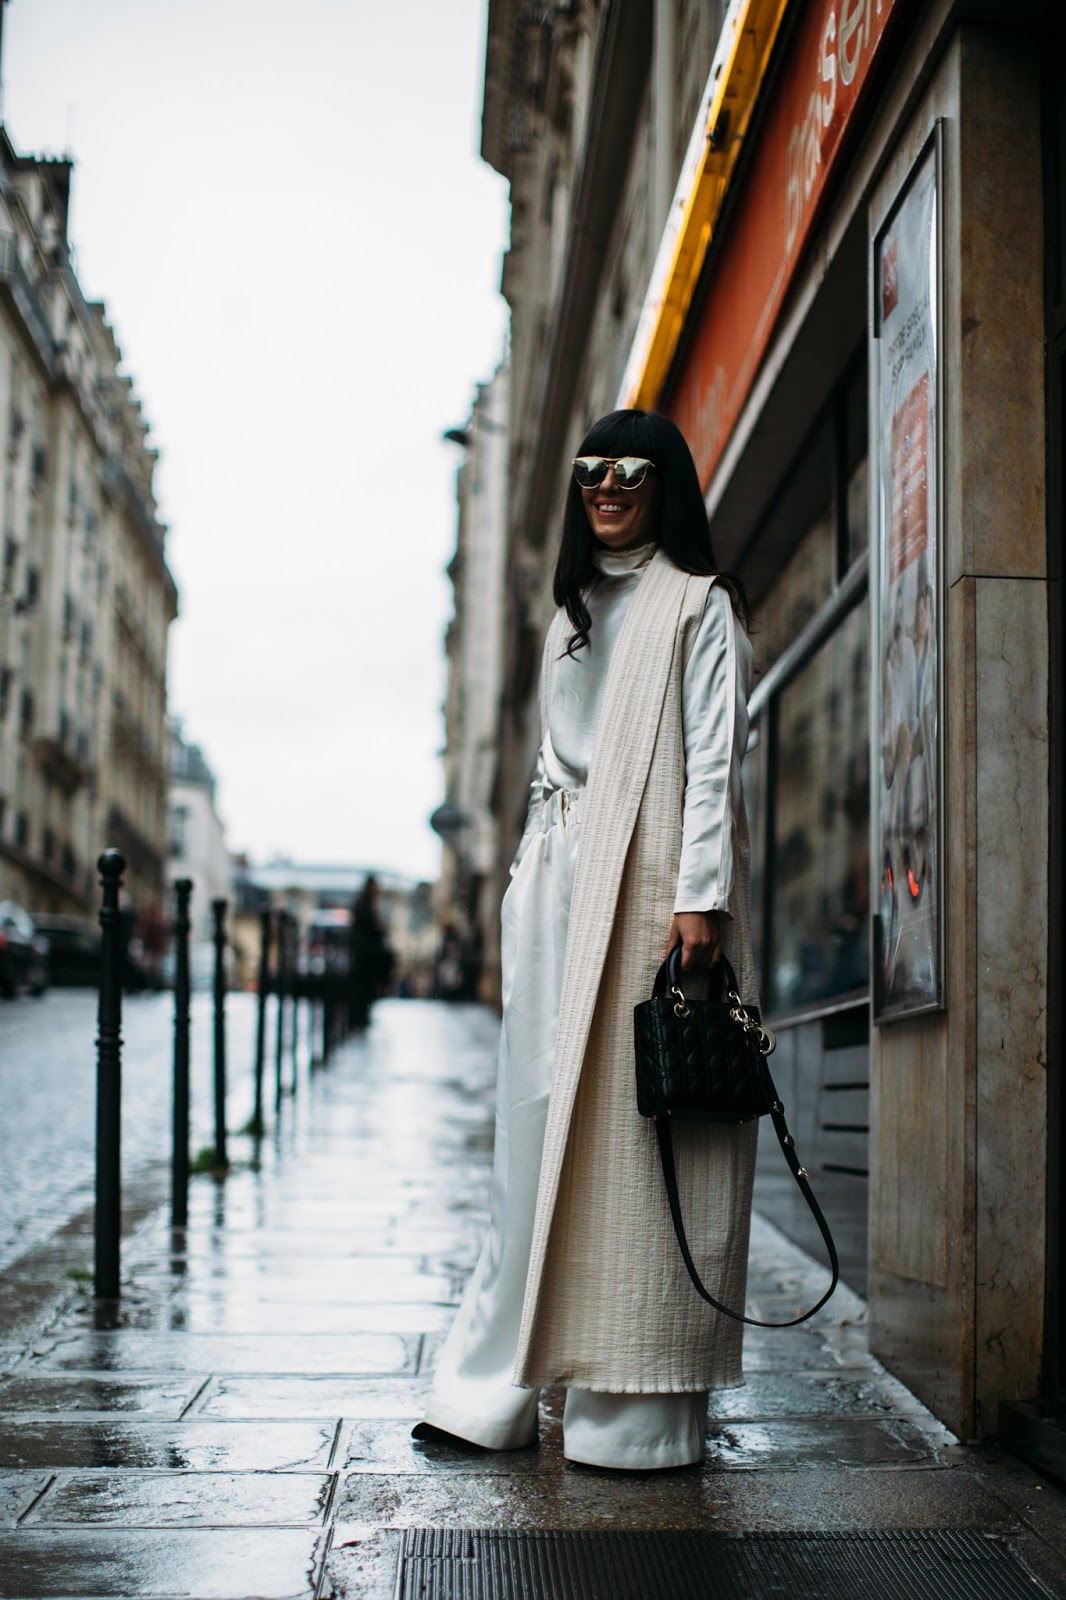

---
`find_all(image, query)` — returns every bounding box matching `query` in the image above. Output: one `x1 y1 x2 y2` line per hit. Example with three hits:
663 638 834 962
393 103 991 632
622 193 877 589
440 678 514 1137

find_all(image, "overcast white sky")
3 0 510 881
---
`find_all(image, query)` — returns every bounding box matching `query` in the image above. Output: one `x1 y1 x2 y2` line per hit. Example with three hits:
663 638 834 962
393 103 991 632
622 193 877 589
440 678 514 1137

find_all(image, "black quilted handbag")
634 945 839 1327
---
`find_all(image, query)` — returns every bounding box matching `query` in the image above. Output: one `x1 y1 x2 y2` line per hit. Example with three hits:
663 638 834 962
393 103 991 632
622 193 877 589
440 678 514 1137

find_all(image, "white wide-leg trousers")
421 788 707 1470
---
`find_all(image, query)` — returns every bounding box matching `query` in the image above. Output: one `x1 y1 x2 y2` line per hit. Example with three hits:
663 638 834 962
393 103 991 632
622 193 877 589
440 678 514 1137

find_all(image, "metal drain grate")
395 1528 1055 1599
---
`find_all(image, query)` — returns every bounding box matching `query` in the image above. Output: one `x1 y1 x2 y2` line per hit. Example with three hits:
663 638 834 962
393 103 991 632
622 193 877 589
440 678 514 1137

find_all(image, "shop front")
620 0 1059 1448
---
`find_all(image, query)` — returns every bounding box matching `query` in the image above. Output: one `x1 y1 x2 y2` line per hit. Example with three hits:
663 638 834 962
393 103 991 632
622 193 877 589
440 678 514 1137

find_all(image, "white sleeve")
674 582 753 915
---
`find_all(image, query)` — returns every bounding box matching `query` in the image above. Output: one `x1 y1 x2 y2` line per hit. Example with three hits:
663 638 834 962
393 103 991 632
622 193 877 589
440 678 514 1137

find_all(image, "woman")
415 409 758 1470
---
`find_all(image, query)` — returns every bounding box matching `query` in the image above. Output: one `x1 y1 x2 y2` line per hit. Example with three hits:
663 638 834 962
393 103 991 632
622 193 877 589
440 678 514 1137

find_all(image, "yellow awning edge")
618 0 793 412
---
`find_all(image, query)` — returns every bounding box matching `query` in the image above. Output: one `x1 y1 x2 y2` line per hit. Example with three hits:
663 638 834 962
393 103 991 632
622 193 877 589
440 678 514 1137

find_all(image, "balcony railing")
0 232 57 373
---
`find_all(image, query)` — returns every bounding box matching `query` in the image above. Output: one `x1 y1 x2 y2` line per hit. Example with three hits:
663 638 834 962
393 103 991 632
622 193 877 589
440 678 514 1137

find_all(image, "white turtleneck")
528 542 752 915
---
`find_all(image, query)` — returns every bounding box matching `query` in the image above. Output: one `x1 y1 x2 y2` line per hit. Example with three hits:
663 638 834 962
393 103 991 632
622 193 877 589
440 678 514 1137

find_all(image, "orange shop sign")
670 0 903 489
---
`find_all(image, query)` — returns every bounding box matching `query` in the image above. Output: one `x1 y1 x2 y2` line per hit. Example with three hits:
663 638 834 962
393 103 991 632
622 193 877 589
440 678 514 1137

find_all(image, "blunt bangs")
576 410 662 462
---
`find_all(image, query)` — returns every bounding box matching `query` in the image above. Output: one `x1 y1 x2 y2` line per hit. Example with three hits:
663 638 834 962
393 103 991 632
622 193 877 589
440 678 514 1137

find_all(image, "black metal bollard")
316 979 326 1068
321 956 334 1065
171 878 193 1228
347 914 358 1037
316 994 324 1065
274 910 288 1110
252 908 271 1134
290 923 300 1094
211 898 229 1169
95 849 126 1299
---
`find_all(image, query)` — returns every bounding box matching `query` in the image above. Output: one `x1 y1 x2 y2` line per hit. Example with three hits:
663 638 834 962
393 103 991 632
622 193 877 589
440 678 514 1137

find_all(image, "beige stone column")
868 26 1049 1438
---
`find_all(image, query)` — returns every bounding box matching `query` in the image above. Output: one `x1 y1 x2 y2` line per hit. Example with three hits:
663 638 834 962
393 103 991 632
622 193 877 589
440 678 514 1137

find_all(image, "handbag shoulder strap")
656 1104 839 1328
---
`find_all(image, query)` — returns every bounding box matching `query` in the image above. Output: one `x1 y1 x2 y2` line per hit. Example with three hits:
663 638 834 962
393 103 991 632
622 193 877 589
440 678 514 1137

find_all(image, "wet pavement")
1 998 1065 1598
0 989 262 1271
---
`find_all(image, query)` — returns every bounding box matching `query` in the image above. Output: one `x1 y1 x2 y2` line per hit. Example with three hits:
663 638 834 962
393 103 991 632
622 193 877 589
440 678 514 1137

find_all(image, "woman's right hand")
665 911 723 972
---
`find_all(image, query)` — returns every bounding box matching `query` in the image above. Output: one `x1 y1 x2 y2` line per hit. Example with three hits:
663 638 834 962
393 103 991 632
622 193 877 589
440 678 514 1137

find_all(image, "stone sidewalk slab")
192 1375 426 1421
0 1420 337 1472
61 1297 456 1336
22 1469 333 1527
26 1330 418 1376
0 1471 51 1529
0 1528 322 1599
0 1374 209 1419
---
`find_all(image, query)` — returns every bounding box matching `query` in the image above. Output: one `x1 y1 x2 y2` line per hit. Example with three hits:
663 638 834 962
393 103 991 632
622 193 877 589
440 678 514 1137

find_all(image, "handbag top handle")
653 943 742 1003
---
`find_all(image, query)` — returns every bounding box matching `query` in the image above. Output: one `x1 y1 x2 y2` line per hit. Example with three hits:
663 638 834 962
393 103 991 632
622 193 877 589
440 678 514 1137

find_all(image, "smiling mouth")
594 501 629 514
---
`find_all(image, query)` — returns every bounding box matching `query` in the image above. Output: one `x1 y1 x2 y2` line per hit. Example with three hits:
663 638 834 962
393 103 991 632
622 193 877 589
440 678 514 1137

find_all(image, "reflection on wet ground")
0 1000 1064 1598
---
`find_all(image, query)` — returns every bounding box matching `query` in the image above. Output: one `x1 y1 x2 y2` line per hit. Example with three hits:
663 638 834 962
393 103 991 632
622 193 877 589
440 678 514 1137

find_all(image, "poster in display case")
872 129 945 1021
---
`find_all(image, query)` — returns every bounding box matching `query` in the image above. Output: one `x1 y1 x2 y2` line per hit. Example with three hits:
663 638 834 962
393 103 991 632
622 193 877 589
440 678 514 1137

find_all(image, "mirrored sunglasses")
572 455 656 491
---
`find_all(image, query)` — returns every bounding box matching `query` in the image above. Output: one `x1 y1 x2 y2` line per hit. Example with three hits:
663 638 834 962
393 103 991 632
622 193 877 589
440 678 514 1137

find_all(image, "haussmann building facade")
480 0 1063 1466
0 133 177 931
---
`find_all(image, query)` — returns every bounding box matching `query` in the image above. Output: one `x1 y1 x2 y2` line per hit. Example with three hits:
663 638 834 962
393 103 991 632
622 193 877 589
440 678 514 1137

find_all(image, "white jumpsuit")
421 542 753 1468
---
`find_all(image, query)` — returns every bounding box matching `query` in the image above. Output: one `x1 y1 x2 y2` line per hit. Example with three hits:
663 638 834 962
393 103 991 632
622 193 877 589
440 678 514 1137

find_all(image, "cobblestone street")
0 991 263 1272
0 999 1065 1598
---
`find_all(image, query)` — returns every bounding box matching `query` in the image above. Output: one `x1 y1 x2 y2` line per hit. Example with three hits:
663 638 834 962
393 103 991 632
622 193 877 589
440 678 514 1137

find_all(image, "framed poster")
872 128 945 1021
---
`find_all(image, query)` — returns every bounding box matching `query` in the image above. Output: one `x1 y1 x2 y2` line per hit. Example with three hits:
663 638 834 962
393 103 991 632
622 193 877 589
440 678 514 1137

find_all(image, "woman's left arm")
667 582 753 971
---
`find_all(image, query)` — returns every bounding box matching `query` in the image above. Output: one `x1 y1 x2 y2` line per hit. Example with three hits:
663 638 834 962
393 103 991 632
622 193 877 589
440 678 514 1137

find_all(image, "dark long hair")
553 409 748 655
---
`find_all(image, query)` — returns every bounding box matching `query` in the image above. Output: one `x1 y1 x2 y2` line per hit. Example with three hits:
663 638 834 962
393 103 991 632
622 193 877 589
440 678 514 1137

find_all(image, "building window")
168 803 188 859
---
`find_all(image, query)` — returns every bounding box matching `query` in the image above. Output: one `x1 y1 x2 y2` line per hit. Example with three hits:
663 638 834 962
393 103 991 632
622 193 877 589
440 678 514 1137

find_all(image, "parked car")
0 901 49 997
30 914 102 988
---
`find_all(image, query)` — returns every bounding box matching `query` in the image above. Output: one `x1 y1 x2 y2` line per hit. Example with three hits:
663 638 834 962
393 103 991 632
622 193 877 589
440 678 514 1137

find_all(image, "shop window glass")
846 453 869 565
766 599 869 1013
752 509 834 672
742 728 766 989
842 358 868 568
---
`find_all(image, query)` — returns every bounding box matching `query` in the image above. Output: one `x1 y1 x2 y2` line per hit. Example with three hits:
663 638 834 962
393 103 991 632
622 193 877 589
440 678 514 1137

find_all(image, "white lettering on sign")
821 10 838 127
838 0 865 84
783 0 887 260
784 89 823 257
